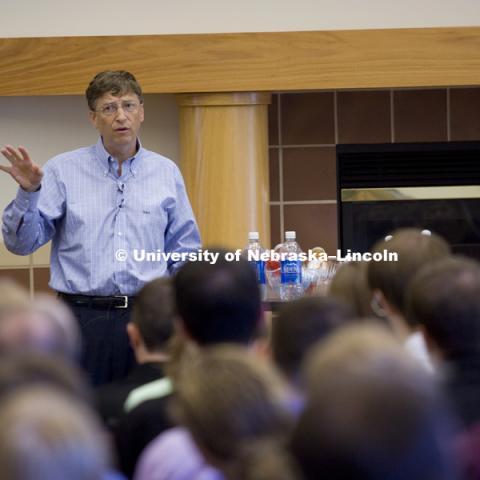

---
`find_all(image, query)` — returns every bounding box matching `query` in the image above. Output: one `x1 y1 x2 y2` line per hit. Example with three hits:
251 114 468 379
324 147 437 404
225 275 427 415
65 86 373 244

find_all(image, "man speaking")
1 71 201 385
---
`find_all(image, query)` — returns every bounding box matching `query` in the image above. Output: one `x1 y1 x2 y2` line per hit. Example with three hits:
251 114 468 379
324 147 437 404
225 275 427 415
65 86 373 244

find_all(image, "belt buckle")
114 295 128 309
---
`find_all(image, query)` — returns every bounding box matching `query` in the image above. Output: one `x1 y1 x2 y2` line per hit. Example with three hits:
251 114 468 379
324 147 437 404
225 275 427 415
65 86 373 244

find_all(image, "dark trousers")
69 303 136 387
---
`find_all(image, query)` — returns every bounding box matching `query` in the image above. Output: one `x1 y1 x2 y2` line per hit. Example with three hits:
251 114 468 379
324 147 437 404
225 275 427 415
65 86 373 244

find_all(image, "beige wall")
2 0 479 37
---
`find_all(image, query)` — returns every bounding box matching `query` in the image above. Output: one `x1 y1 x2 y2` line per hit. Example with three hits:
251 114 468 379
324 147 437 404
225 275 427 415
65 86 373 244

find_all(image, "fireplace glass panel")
337 142 480 259
341 197 480 258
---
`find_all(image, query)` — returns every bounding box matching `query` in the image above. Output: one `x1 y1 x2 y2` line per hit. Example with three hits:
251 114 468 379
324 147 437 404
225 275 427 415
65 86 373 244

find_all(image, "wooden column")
177 92 271 250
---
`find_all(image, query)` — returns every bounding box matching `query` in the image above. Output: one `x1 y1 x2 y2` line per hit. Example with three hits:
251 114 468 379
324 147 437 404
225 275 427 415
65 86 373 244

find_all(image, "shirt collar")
95 137 143 177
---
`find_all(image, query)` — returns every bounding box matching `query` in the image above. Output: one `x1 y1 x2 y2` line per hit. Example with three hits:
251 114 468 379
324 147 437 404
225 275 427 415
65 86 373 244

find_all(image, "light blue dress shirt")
2 138 201 295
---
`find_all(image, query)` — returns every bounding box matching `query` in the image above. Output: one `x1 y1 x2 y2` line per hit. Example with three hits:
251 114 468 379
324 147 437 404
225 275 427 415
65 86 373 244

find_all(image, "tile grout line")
390 90 395 143
446 88 451 141
277 93 284 245
269 144 337 149
271 200 337 205
334 91 339 145
0 265 31 270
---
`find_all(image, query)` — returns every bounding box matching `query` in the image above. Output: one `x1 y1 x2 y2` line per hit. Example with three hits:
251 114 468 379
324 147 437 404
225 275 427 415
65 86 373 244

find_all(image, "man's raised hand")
0 145 44 192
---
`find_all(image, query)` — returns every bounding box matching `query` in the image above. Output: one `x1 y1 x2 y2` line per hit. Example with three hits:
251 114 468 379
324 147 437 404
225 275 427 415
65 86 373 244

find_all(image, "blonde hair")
175 346 297 480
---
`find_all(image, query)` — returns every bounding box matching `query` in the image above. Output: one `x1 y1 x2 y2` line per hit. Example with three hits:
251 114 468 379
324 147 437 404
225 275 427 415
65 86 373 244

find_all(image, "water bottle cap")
248 231 259 240
285 231 296 240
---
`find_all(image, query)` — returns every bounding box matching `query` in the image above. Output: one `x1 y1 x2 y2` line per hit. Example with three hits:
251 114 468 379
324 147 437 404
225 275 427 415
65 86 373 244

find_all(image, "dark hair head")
407 256 480 358
174 250 261 346
85 71 143 110
272 296 354 382
367 228 450 320
131 277 175 352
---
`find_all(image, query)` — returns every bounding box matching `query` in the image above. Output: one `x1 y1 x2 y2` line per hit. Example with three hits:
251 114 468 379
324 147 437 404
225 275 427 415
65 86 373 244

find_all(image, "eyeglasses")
95 101 141 116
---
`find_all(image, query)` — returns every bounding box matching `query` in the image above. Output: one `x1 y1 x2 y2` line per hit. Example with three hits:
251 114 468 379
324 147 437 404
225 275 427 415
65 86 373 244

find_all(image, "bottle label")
250 260 266 285
280 260 302 284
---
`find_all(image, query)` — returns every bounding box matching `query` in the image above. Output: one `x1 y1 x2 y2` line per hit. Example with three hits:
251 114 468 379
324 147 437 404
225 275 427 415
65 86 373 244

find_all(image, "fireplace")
337 142 480 259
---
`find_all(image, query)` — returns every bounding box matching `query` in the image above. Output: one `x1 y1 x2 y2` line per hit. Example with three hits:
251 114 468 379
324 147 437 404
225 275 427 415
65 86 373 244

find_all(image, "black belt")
58 293 135 309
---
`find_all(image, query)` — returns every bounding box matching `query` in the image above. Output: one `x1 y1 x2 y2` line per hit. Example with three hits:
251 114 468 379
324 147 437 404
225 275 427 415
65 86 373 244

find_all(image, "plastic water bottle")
242 232 267 301
279 231 304 301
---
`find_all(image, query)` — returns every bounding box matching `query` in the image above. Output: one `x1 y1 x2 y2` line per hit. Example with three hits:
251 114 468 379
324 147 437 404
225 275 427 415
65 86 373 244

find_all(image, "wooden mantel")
1 27 480 95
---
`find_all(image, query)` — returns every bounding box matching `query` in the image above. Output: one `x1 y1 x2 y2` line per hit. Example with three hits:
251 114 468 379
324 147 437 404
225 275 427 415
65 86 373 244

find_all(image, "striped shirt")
2 138 201 295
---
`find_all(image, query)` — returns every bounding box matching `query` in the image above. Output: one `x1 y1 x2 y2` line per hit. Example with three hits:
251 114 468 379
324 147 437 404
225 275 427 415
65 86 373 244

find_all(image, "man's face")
89 91 144 153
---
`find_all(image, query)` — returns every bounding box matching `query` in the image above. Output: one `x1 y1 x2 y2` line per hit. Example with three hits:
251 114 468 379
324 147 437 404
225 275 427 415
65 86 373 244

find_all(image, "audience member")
0 386 115 480
271 296 354 391
97 277 176 477
97 277 174 428
329 261 373 317
144 347 296 480
0 280 81 361
290 324 458 480
407 256 480 428
367 228 451 369
33 293 82 360
134 251 263 480
0 352 91 404
0 353 125 480
174 249 262 346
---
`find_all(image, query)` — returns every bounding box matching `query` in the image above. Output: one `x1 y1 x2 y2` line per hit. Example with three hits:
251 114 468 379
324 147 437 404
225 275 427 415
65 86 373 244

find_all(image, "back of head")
175 346 292 471
85 70 143 110
290 324 457 480
408 256 480 359
131 277 175 352
0 353 92 405
0 386 109 480
272 296 354 383
174 251 261 345
0 291 80 361
329 261 373 317
367 228 450 321
32 294 81 360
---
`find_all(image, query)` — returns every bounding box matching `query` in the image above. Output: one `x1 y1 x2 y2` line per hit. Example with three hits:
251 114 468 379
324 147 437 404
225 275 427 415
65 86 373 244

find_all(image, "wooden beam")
1 27 480 95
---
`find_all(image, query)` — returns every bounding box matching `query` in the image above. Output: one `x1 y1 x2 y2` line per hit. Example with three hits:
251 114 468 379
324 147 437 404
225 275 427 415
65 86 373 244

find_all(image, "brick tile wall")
269 87 480 254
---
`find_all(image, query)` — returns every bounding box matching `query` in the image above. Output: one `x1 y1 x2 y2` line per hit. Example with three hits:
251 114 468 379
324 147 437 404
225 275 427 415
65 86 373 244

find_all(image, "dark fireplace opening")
337 142 480 259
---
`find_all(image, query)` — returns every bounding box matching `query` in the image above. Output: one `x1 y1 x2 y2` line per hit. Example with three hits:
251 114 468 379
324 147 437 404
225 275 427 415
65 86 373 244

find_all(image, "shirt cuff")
15 186 41 211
